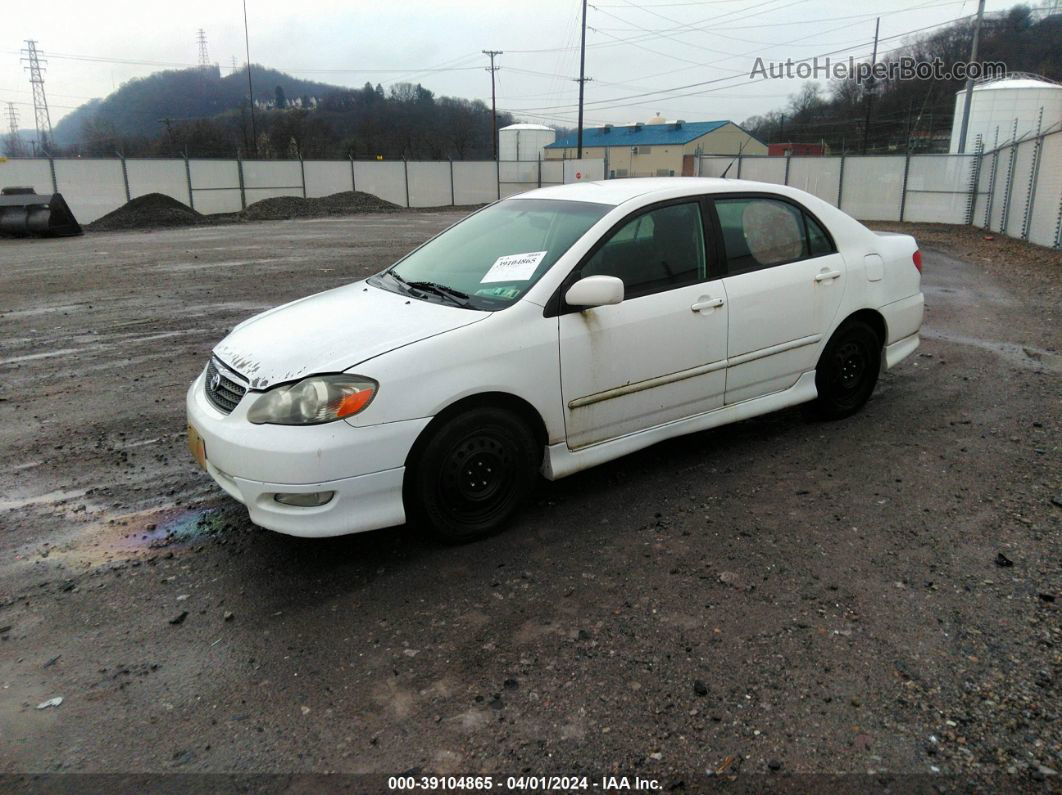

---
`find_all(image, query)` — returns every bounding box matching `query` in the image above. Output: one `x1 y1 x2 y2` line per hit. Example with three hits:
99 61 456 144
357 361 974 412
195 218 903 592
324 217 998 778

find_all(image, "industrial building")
544 116 766 177
949 74 1062 152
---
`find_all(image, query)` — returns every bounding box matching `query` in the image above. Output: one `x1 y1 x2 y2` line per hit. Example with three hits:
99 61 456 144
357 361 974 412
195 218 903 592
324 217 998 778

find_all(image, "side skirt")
542 371 818 481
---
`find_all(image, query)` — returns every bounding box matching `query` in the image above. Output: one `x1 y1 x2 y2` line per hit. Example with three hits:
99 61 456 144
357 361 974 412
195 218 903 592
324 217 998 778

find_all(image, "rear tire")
406 407 540 543
808 320 882 420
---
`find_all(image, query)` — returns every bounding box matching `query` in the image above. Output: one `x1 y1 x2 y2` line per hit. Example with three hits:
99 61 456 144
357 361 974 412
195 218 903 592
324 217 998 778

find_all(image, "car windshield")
377 198 611 311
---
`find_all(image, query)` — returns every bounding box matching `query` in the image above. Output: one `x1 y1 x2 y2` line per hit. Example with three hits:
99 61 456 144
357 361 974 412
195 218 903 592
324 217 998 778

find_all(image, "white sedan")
186 178 924 541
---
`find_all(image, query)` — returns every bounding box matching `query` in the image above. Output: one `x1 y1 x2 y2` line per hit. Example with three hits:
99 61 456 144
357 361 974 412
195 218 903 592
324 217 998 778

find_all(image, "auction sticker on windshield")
481 251 547 283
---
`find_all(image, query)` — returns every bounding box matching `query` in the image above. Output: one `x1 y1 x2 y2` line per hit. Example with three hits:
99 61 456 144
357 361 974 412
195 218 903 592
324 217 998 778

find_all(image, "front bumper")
186 372 430 537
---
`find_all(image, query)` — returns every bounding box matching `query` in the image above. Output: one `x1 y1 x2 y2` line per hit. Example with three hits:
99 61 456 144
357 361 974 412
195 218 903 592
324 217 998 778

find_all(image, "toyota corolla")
186 177 924 541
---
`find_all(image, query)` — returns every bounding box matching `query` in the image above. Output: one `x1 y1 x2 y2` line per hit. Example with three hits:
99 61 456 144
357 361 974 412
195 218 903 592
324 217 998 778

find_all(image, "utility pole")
21 40 53 154
956 0 986 153
5 102 23 157
242 0 257 156
861 17 880 155
483 50 503 161
196 28 210 68
577 0 589 158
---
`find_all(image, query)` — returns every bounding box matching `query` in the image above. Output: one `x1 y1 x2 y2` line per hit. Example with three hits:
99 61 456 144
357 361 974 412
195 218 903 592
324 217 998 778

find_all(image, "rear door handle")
815 270 842 282
691 298 725 312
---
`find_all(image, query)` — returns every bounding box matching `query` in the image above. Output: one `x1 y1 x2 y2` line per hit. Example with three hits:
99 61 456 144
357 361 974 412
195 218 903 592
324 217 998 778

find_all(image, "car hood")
213 281 485 389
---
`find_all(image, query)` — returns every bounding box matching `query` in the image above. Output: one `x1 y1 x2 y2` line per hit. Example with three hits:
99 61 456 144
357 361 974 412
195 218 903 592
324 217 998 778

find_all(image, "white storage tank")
499 123 556 162
950 75 1062 152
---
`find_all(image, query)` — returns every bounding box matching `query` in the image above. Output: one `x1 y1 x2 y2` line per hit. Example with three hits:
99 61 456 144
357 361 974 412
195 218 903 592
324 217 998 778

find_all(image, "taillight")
912 250 923 273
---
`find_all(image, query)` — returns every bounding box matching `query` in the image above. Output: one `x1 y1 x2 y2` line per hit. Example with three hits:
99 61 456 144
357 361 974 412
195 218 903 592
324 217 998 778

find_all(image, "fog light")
274 491 335 507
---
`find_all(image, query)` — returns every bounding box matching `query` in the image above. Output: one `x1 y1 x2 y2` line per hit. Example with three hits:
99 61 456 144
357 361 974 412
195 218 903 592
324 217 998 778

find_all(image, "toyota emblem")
210 371 222 392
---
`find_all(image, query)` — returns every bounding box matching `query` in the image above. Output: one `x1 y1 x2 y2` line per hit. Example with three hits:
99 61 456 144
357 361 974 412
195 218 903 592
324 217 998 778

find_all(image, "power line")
505 11 981 115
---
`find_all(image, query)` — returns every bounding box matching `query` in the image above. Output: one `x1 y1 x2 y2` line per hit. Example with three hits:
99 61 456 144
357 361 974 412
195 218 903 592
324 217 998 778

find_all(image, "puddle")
43 507 223 568
922 328 1062 372
8 503 225 568
105 507 219 554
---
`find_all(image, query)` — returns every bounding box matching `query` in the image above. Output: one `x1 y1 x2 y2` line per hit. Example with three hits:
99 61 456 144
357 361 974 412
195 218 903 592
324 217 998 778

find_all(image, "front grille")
204 357 248 414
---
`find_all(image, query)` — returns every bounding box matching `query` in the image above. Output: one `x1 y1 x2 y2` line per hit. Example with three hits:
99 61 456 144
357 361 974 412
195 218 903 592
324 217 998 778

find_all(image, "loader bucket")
0 187 83 238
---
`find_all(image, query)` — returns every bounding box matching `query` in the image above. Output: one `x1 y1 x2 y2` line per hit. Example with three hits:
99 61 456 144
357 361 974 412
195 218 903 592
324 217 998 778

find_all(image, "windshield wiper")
405 280 471 307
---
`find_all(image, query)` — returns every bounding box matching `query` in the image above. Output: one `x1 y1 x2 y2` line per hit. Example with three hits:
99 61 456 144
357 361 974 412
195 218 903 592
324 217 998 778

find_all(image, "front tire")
406 407 540 542
808 320 882 420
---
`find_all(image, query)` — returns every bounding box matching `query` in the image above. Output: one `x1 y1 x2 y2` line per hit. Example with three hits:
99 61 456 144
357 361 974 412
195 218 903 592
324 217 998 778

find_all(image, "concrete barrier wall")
0 156 606 224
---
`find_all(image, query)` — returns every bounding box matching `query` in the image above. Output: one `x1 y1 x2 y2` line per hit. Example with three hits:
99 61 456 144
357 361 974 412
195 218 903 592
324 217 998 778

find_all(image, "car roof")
515 177 793 207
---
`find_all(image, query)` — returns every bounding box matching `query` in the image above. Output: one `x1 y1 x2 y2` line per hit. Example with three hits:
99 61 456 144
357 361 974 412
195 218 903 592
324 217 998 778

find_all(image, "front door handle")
815 270 842 282
691 297 725 312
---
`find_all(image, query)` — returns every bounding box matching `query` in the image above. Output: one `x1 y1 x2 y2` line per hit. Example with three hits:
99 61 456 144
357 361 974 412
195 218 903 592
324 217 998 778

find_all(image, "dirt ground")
0 214 1058 790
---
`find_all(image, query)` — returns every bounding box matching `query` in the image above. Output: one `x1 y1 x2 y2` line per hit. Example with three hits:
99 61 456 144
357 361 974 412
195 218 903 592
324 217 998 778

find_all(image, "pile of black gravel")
239 191 399 221
87 193 203 232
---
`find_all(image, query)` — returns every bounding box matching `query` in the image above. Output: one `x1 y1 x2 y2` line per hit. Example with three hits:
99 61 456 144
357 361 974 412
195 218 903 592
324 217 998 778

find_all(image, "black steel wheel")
407 407 540 542
808 320 882 420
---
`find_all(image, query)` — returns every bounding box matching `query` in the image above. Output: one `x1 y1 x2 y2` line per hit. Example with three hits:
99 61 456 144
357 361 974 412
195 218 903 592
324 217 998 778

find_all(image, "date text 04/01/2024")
387 775 662 791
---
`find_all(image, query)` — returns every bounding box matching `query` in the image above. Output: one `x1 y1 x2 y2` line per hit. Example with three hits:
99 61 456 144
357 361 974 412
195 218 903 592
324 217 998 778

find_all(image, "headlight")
246 375 378 425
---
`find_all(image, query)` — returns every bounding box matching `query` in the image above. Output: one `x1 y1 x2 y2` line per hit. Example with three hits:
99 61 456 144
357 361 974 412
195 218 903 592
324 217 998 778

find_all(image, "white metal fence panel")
0 158 54 194
840 156 905 221
304 160 353 198
697 156 732 177
987 149 1008 233
739 157 787 184
787 157 841 206
973 151 996 228
1003 140 1036 239
52 159 127 223
453 162 498 205
564 159 604 183
541 160 563 185
353 161 407 207
500 161 538 198
903 154 975 224
407 162 452 207
126 159 188 205
1027 132 1062 248
241 160 303 205
189 159 243 214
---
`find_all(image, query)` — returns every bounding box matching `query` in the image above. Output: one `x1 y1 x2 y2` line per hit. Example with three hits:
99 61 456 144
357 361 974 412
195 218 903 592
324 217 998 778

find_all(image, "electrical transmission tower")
5 102 23 157
197 29 210 68
21 40 53 154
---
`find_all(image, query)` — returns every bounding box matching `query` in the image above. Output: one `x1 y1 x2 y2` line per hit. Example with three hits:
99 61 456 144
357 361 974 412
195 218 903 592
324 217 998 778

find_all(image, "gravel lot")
0 213 1058 789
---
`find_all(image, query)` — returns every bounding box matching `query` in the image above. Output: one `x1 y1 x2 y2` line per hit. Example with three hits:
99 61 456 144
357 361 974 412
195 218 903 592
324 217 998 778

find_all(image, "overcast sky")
2 0 1021 131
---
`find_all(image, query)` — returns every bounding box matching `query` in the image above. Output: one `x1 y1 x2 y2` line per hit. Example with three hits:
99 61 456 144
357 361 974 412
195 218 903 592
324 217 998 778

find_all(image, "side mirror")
565 275 624 309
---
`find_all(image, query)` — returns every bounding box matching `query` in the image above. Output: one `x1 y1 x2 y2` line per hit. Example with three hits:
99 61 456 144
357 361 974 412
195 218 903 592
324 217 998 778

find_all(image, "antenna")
21 40 53 154
720 137 749 179
196 29 210 68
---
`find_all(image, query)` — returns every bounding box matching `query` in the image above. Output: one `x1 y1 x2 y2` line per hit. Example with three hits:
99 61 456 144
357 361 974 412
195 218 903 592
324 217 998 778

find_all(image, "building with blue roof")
543 115 766 178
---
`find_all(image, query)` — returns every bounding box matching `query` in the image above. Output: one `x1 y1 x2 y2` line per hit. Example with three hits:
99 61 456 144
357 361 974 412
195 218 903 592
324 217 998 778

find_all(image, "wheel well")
404 392 549 471
839 308 887 348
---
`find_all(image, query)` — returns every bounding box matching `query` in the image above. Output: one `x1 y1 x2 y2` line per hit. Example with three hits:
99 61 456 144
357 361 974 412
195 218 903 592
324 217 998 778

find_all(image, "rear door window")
715 197 807 275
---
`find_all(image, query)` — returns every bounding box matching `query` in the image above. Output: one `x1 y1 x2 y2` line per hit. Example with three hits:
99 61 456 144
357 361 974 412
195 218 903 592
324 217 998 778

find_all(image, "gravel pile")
239 191 399 221
87 193 202 232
